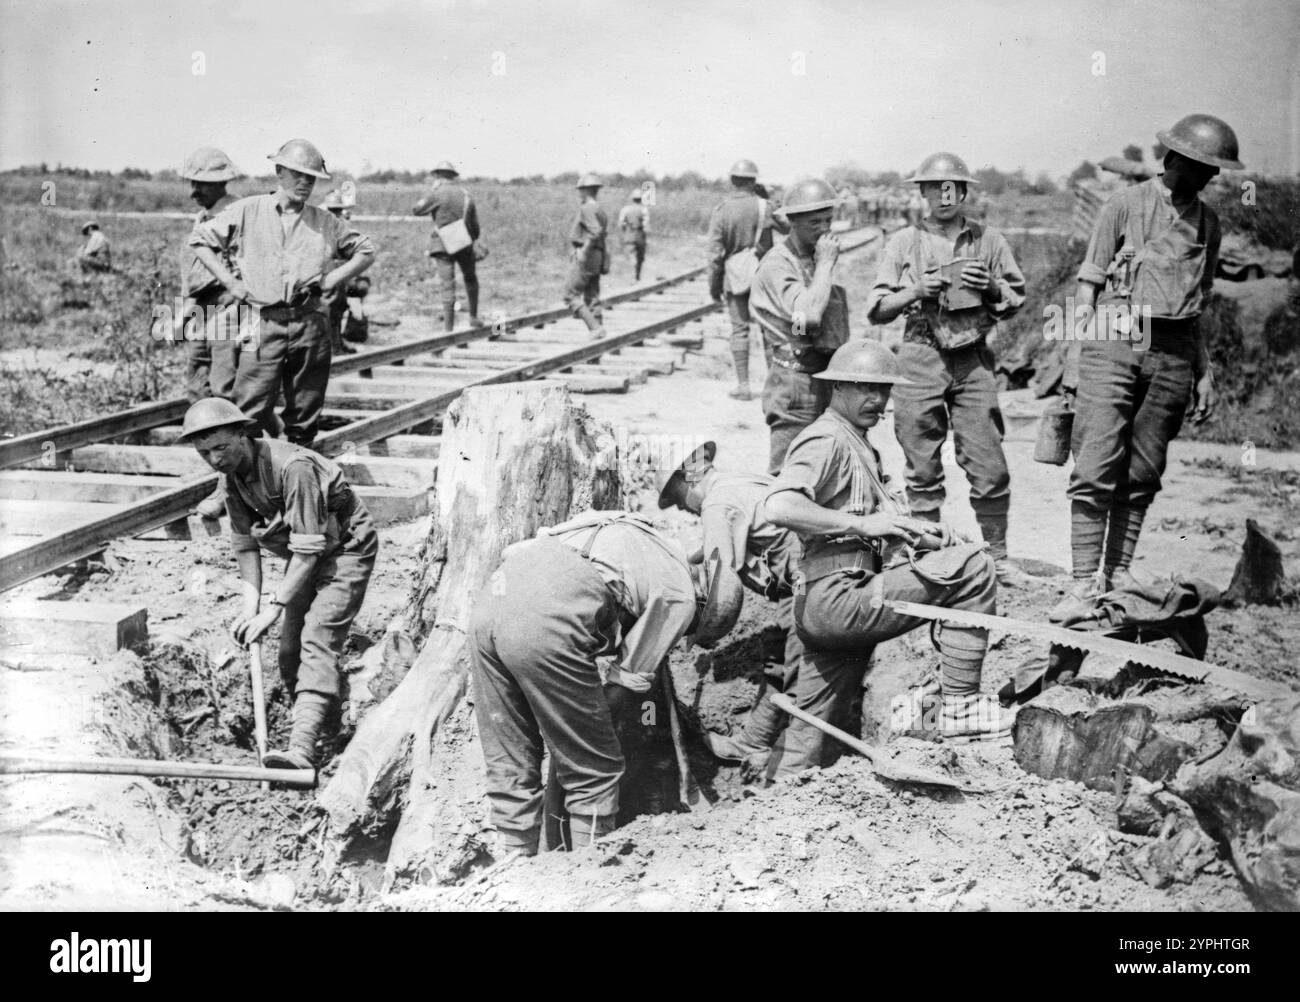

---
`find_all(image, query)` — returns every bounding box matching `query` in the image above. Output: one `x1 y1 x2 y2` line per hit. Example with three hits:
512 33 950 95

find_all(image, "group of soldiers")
168 112 1240 856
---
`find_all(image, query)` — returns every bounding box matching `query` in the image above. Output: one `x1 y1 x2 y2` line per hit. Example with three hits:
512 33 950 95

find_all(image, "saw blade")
886 600 1284 703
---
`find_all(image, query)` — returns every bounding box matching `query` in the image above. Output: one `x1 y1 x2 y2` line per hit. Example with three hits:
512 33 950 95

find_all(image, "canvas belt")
799 541 880 583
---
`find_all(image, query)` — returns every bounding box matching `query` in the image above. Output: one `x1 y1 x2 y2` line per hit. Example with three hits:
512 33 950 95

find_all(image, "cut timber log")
1013 681 1246 792
318 383 621 883
366 435 440 460
1223 518 1290 606
355 486 430 526
0 599 147 658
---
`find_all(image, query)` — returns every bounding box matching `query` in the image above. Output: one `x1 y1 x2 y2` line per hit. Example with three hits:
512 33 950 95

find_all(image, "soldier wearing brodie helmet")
1054 115 1239 624
563 173 610 339
178 397 378 772
763 340 1015 776
749 177 850 474
868 152 1030 589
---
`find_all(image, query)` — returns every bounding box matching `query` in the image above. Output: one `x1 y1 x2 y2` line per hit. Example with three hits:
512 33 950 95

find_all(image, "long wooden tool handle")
249 641 269 790
0 753 316 788
769 693 963 791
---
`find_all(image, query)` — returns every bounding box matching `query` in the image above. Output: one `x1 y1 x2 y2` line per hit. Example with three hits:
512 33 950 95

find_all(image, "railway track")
0 225 889 592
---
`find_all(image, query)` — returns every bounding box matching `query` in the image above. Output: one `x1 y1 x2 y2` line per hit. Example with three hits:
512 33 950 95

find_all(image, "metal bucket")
1034 395 1074 465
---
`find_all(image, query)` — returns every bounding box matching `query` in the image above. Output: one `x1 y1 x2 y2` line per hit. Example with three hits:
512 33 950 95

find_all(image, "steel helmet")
268 138 331 179
814 340 915 384
779 178 839 215
729 159 760 179
576 173 603 189
653 439 717 508
1157 114 1243 171
182 146 238 182
178 398 256 443
909 152 979 185
690 550 744 648
432 160 459 176
80 219 99 234
322 190 345 209
631 190 643 201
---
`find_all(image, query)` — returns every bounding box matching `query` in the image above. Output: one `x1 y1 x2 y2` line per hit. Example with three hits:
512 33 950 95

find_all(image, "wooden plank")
0 599 148 658
367 435 441 460
404 359 651 382
0 499 127 537
356 486 430 526
438 347 676 373
0 399 188 470
0 474 217 591
0 470 179 503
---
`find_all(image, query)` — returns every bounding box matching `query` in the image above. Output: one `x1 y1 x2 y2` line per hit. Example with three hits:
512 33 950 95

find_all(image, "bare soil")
2 234 1297 911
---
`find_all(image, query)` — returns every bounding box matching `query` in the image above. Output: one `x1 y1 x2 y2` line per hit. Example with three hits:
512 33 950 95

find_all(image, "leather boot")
575 305 606 340
1048 575 1105 625
977 513 1036 589
263 691 331 770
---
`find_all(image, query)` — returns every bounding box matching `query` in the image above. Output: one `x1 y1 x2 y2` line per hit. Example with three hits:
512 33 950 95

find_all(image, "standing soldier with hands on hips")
1053 115 1235 623
564 173 610 339
188 138 376 448
750 178 849 474
868 152 1031 589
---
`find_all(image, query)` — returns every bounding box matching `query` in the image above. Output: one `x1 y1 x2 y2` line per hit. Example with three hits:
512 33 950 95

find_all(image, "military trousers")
433 247 479 312
469 538 625 851
767 551 996 778
762 362 831 475
563 266 603 316
234 309 331 446
1067 319 1197 514
892 339 1011 519
277 496 378 700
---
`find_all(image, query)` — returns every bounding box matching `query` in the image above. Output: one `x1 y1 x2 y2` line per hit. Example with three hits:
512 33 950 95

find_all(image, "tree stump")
1013 680 1247 792
318 384 620 881
1222 518 1289 607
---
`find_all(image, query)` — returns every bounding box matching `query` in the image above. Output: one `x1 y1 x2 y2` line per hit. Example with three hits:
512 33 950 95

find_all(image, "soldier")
76 220 112 272
180 147 241 407
469 511 740 855
655 442 803 768
749 177 849 474
178 398 378 770
867 152 1031 588
763 341 1016 776
189 138 376 448
707 158 774 401
1053 115 1237 623
563 173 610 339
412 160 481 332
617 189 648 281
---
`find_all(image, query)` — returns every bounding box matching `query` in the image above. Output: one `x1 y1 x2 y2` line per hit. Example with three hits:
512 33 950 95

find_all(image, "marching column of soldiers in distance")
165 113 1242 856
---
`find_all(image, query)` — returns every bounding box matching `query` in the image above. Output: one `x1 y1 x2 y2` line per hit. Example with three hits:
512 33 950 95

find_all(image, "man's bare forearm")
765 489 863 537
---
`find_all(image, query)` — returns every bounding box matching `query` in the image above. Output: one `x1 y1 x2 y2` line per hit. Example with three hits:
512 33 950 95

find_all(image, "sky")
1 0 1297 182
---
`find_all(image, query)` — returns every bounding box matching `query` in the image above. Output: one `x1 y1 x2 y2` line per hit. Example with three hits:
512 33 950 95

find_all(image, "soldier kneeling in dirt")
469 511 740 856
763 340 1017 778
654 441 805 774
179 398 378 771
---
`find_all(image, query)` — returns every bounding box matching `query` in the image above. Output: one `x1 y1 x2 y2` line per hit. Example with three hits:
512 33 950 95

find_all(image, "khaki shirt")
540 511 696 682
749 238 850 370
868 216 1026 347
698 470 800 600
189 193 375 307
766 409 894 559
569 199 608 273
80 230 111 265
706 191 772 268
181 193 238 302
412 182 481 254
1077 177 1220 319
227 438 356 559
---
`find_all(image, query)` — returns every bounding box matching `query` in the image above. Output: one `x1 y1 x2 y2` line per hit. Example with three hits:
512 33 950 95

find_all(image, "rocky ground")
2 234 1297 911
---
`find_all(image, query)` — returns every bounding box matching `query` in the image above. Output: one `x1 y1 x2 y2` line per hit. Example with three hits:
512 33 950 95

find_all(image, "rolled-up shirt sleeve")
1078 195 1125 287
281 459 329 555
700 501 750 574
766 434 831 503
189 201 240 253
226 489 258 554
988 232 1027 317
331 215 375 262
867 232 909 321
619 592 697 680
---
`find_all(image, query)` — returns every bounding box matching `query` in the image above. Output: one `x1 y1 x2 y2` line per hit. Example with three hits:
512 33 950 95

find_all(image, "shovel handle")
249 641 269 790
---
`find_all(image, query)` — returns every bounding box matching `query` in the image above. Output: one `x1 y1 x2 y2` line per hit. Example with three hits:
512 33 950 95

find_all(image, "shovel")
249 641 269 791
769 693 976 791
